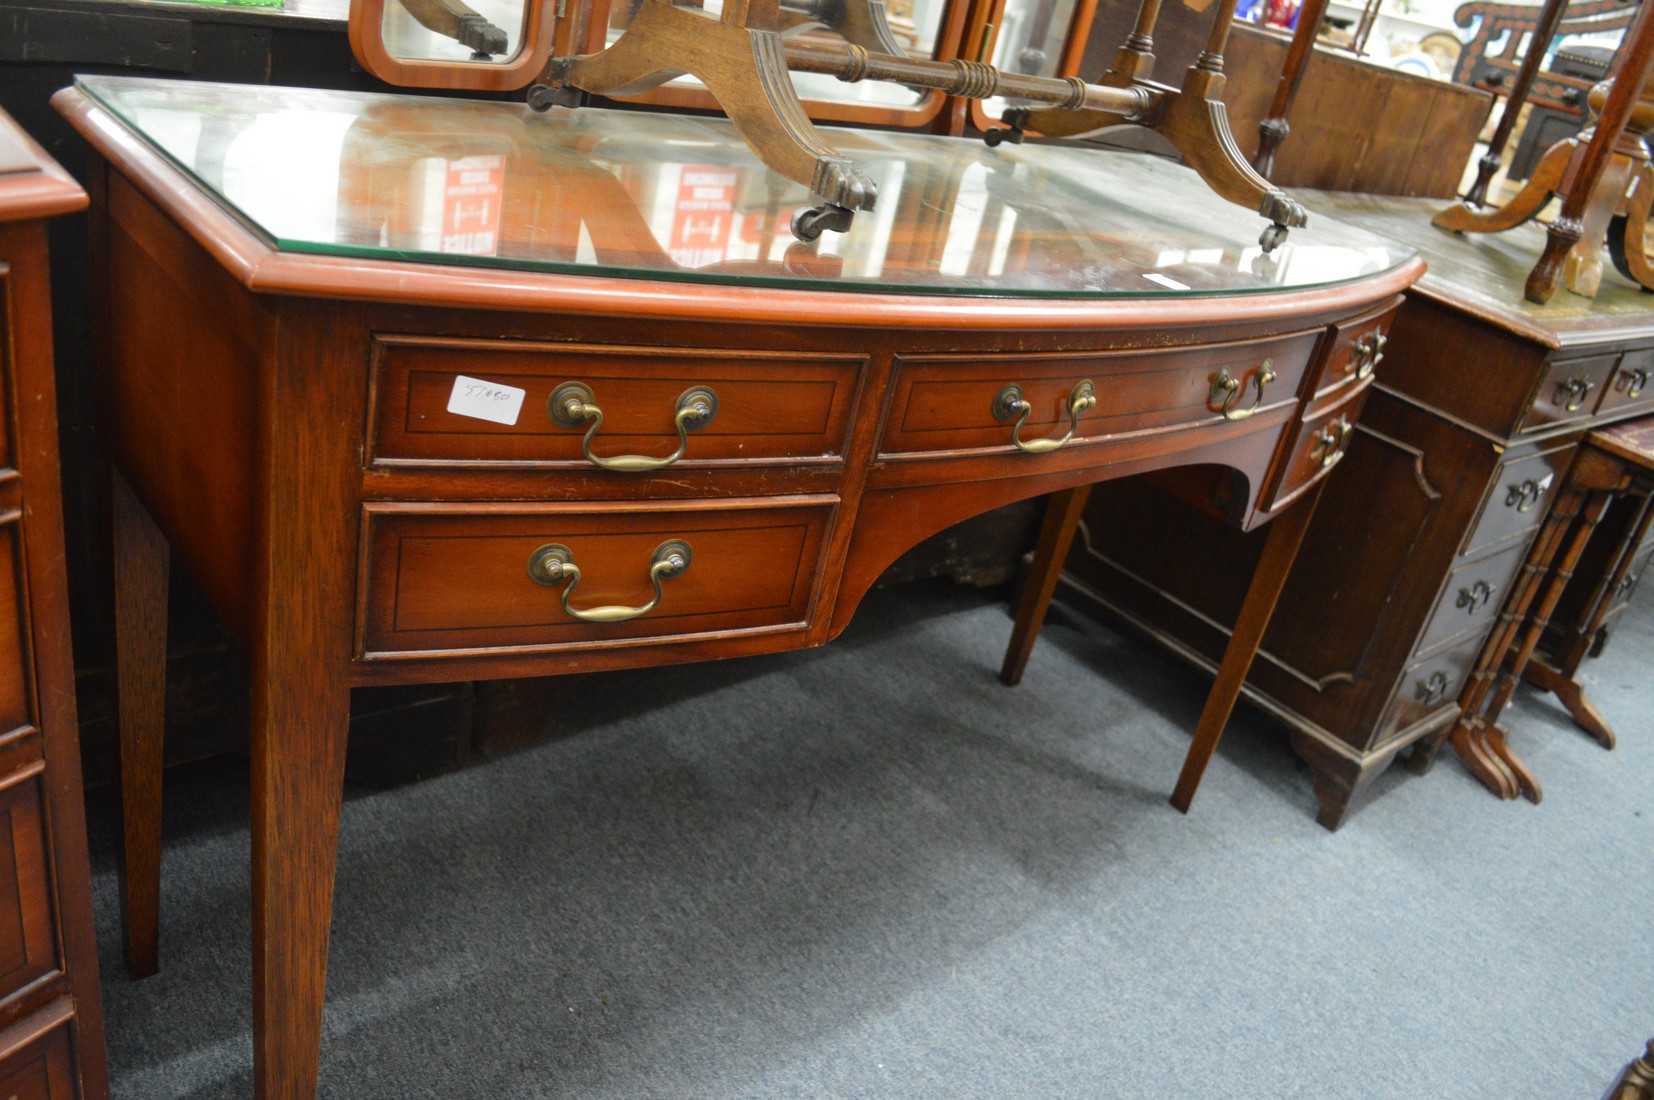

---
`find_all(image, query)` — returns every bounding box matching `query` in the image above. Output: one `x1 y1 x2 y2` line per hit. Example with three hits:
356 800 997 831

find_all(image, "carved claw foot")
811 159 878 215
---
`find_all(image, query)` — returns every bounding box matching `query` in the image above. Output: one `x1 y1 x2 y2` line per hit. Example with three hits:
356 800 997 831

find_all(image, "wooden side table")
60 75 1420 1099
1429 414 1654 800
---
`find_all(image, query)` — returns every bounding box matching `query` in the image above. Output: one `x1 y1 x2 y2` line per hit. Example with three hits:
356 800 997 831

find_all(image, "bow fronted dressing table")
56 75 1419 1098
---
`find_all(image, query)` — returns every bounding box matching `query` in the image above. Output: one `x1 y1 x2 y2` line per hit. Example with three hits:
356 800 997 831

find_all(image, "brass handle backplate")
992 380 1096 454
1309 417 1353 469
1351 329 1387 380
1553 376 1594 412
527 539 692 623
1415 671 1450 705
1456 579 1497 614
549 382 718 472
1617 367 1648 398
1210 358 1278 421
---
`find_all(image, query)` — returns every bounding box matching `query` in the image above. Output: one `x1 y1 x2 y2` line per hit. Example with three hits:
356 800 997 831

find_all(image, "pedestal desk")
56 76 1419 1098
1058 192 1654 828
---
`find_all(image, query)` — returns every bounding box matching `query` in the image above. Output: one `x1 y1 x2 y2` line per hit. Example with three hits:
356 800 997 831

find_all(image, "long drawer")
877 330 1322 458
359 498 834 657
368 336 864 470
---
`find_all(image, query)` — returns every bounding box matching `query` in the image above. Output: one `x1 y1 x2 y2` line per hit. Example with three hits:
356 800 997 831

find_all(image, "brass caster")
791 202 855 241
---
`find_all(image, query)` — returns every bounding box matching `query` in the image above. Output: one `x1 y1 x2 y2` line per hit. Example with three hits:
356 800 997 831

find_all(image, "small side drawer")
1313 299 1399 406
368 336 863 469
1520 353 1620 432
1598 350 1654 417
360 498 833 657
1603 538 1654 621
0 1005 76 1100
0 764 59 1007
1260 382 1368 512
1374 635 1485 750
1413 541 1528 659
878 330 1321 458
1462 445 1574 558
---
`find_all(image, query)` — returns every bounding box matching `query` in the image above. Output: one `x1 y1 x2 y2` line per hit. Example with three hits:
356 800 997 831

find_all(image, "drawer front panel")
369 337 863 468
361 500 832 655
1520 353 1619 432
1602 537 1654 622
1599 349 1654 417
879 331 1320 457
1463 447 1572 557
1262 381 1369 512
0 271 14 473
0 523 30 738
0 1015 75 1100
1414 542 1528 659
1315 300 1399 405
0 768 58 1007
1375 636 1485 750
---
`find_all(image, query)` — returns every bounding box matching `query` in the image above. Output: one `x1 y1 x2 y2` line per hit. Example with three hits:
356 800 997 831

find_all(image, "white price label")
446 375 526 426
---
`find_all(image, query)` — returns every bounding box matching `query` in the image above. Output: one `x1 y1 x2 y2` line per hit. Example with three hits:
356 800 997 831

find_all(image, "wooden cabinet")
1060 193 1654 829
0 111 108 1097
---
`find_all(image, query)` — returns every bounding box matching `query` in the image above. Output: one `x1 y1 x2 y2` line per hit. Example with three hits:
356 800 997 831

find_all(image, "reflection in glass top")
601 0 943 109
77 75 1415 299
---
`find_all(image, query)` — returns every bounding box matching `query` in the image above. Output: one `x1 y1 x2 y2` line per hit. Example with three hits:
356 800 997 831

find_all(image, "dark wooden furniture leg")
1253 0 1333 178
111 468 168 980
1527 0 1654 303
1459 0 1570 207
249 315 360 1100
1001 485 1092 686
1524 481 1654 748
1171 479 1326 813
1606 1038 1654 1100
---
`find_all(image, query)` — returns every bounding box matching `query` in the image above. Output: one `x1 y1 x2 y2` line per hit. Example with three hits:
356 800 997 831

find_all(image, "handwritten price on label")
446 374 527 426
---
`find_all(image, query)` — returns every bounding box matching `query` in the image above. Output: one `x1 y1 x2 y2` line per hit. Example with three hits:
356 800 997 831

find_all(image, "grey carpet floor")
86 577 1653 1098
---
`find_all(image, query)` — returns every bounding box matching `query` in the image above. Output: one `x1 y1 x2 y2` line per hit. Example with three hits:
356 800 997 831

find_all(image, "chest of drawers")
0 110 108 1098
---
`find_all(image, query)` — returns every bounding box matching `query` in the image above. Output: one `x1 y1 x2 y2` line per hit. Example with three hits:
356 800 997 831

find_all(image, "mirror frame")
349 0 560 91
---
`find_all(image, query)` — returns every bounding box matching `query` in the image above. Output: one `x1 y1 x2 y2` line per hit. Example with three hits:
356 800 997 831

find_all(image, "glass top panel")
77 75 1415 299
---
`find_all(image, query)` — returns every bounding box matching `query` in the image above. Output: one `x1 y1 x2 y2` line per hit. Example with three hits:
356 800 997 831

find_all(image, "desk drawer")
1261 381 1368 512
1598 350 1654 417
359 499 832 656
1413 542 1528 659
1375 635 1485 750
1315 301 1398 406
1463 447 1571 557
878 331 1320 457
1520 353 1619 432
369 336 862 470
